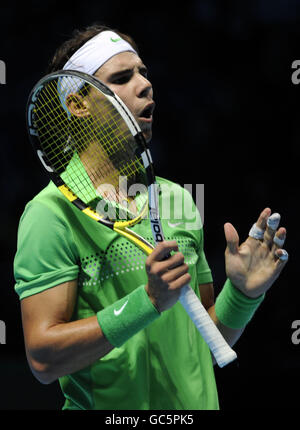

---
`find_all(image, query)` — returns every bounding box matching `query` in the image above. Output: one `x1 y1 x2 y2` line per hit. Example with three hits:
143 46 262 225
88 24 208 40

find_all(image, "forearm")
207 279 264 351
28 316 113 384
27 285 160 384
207 304 245 347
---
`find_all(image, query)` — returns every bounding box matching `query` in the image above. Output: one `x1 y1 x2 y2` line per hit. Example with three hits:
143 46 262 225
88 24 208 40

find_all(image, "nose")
135 74 152 99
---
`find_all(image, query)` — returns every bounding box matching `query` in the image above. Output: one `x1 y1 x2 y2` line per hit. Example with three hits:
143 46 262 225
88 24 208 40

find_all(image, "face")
93 52 155 143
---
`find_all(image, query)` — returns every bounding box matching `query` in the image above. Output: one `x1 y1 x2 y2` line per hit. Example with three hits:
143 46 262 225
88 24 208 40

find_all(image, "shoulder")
156 176 193 201
156 176 183 189
14 184 80 299
156 176 202 229
16 182 80 249
20 181 77 226
31 181 72 212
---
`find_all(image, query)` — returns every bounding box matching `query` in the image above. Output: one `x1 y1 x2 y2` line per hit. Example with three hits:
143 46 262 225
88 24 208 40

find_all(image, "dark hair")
47 23 139 73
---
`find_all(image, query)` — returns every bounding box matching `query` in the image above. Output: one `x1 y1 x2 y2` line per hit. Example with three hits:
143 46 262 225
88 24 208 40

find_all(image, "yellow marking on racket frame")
58 184 78 202
113 203 153 255
113 225 154 256
82 207 102 221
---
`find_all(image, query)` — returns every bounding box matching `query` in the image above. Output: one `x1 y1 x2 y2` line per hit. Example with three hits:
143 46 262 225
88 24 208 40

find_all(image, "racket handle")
179 285 237 367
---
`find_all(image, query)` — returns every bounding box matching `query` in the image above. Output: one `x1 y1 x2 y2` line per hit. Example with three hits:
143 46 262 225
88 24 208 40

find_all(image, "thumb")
224 222 239 254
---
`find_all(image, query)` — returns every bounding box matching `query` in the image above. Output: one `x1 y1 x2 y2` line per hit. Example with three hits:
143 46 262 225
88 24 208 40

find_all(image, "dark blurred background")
1 0 299 410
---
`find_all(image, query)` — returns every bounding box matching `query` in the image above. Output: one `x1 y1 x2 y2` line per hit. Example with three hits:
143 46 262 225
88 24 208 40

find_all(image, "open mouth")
139 103 155 121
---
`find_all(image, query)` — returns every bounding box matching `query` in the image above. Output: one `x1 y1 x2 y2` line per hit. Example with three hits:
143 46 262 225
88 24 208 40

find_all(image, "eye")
113 75 130 85
140 67 148 79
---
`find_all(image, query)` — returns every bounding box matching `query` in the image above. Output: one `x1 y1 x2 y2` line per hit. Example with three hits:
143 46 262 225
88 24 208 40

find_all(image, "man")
14 24 288 410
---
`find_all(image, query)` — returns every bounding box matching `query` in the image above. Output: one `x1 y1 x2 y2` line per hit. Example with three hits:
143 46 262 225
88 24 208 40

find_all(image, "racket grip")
179 285 237 367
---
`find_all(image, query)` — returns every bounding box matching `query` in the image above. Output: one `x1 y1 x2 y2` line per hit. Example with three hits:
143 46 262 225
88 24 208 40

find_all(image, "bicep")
21 279 78 348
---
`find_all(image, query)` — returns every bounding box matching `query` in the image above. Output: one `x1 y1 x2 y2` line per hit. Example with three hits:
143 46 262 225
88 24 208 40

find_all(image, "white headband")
63 30 137 74
58 30 137 114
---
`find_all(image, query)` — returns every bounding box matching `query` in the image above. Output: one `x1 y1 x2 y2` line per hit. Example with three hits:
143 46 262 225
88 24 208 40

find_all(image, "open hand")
224 208 288 298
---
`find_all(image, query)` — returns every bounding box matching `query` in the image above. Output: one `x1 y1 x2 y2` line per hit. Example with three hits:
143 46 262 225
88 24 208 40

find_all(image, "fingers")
146 241 191 291
248 208 289 263
256 207 272 230
146 242 190 284
145 241 191 312
147 248 185 276
248 223 264 240
264 213 289 263
224 222 239 255
162 259 190 284
148 240 179 262
273 228 288 264
264 212 281 248
275 249 289 265
273 227 286 249
248 207 271 242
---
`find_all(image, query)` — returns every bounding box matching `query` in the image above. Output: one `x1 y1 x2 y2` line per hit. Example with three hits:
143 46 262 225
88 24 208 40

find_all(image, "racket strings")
75 95 136 201
34 82 72 170
33 75 146 216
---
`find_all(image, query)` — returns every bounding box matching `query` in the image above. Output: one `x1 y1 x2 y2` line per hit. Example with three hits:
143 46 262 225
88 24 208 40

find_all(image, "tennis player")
14 24 288 410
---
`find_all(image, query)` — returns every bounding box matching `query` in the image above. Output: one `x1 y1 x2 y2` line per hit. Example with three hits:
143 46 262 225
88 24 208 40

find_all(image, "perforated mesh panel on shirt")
78 236 198 287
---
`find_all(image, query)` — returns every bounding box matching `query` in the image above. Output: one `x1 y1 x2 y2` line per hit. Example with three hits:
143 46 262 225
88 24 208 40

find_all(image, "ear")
65 93 90 118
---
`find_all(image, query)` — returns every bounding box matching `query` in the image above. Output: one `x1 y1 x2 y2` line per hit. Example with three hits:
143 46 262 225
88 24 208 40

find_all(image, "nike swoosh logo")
168 221 184 228
114 300 129 316
110 37 122 43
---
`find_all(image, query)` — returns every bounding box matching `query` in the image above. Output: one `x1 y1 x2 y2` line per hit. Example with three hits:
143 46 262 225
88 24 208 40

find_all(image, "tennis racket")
26 70 237 367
